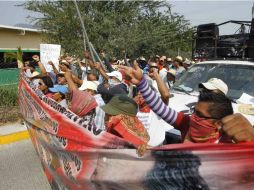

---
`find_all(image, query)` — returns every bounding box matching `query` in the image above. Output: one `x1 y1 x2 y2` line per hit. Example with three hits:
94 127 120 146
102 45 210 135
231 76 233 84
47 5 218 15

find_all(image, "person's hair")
60 61 70 69
198 91 233 119
57 73 65 78
59 92 65 99
28 62 36 69
41 76 54 88
150 57 157 63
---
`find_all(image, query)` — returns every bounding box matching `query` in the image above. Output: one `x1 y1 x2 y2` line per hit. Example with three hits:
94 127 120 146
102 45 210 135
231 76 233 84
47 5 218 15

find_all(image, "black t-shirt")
97 83 128 103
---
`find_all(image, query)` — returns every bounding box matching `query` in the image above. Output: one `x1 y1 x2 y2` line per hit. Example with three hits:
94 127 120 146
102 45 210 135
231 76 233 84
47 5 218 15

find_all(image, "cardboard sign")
40 44 61 72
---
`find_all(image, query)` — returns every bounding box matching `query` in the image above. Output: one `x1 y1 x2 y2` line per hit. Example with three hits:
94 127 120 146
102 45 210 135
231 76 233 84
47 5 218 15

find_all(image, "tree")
23 1 193 58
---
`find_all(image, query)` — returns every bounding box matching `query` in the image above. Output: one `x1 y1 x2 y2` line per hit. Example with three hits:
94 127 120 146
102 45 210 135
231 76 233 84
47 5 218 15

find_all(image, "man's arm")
48 61 59 74
150 69 169 105
101 52 114 72
72 74 83 86
94 62 109 81
32 55 47 75
64 70 78 91
119 62 181 126
137 77 177 125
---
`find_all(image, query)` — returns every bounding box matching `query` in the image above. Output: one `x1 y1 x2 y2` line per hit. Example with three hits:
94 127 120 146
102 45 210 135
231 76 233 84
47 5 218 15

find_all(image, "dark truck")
192 19 254 60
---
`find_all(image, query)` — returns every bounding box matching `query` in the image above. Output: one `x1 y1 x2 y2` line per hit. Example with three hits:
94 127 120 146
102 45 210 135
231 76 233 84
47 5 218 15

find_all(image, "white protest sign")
40 44 61 72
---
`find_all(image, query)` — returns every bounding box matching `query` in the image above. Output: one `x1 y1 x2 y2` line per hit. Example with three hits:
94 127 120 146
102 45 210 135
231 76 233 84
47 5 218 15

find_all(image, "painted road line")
0 131 30 145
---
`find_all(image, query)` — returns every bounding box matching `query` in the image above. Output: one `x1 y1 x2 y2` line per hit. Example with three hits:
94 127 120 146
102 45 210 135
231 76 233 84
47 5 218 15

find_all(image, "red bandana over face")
186 114 220 143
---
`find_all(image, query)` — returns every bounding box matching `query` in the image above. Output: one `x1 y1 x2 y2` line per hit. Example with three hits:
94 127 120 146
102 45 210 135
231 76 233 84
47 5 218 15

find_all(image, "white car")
169 60 254 125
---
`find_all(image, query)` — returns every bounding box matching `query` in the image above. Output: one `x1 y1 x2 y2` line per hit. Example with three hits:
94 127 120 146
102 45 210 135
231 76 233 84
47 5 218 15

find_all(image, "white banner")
40 44 61 72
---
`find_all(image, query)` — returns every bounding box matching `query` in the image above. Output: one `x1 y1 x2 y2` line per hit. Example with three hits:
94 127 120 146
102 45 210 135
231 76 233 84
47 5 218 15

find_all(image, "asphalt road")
0 139 51 190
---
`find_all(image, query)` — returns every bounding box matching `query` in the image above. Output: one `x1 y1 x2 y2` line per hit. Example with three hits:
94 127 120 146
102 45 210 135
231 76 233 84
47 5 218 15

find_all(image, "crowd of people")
21 50 254 155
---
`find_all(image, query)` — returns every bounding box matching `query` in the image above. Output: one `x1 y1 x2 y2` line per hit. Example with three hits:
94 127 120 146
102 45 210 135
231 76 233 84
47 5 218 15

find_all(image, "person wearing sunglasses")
119 62 254 144
38 76 54 98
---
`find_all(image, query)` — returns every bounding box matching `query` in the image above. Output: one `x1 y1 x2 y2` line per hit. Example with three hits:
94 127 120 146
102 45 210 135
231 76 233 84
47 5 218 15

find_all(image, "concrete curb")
0 130 30 145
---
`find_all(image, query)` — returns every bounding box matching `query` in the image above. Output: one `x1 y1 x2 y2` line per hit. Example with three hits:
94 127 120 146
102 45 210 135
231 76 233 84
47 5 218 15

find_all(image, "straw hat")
174 56 183 63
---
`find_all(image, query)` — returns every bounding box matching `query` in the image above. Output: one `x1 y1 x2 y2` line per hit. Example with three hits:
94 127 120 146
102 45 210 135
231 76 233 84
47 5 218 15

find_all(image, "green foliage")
0 85 18 106
0 84 20 124
17 46 23 64
23 1 193 58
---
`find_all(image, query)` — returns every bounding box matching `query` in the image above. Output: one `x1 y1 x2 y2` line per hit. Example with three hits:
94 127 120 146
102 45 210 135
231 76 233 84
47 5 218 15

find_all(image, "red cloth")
45 92 54 98
106 114 150 146
134 93 150 113
69 90 97 117
187 114 220 143
174 112 229 143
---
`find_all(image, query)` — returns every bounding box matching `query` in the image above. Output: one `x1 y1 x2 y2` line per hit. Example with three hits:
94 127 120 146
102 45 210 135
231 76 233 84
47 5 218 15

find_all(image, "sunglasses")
190 107 219 120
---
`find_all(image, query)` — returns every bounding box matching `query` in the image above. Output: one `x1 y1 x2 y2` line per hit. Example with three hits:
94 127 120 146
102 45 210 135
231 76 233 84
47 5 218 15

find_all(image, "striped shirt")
137 77 191 141
137 77 178 125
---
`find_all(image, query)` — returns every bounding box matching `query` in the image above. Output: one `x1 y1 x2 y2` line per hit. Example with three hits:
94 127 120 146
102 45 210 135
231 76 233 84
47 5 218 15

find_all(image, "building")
0 25 43 67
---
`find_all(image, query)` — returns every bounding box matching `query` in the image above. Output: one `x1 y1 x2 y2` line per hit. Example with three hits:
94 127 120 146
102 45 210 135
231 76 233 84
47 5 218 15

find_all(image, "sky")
0 1 253 34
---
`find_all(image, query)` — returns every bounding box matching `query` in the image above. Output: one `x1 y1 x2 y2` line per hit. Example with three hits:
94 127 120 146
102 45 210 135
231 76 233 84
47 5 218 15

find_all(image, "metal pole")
73 0 107 71
73 0 92 73
73 0 88 50
89 42 107 71
88 42 96 62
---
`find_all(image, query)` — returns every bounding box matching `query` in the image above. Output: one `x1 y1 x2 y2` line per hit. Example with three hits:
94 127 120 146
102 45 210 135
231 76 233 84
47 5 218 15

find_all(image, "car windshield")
173 63 254 100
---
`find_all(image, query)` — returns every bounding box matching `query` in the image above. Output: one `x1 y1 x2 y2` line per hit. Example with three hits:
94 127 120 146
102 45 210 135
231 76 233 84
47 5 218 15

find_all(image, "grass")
0 84 22 125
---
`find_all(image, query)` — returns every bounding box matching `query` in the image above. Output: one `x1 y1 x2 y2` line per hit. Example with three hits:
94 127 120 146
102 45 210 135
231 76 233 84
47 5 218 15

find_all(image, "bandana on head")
69 90 97 117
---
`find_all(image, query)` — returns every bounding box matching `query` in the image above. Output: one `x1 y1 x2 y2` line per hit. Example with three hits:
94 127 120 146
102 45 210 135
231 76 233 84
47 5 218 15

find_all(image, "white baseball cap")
199 78 228 95
79 81 98 91
106 71 122 82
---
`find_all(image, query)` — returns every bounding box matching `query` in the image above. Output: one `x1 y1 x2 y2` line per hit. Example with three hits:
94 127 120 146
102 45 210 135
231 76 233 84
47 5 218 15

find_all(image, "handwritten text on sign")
40 44 61 72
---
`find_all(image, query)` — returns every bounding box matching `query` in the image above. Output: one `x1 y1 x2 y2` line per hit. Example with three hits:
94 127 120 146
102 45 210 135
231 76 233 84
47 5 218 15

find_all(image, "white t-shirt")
137 110 173 147
80 66 91 80
159 68 168 87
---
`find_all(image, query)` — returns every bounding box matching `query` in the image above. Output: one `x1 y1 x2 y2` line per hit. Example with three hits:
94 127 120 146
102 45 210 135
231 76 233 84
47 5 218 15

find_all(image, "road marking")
0 131 30 145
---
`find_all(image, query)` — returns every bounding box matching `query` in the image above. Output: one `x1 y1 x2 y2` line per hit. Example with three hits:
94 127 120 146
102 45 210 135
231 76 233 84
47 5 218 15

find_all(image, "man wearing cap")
119 62 239 144
158 56 166 71
101 95 149 154
146 62 159 91
199 78 228 95
158 56 170 89
166 69 176 89
173 56 186 80
92 62 128 103
79 81 105 130
166 57 172 65
49 85 68 108
155 55 160 65
183 58 192 70
77 58 91 80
